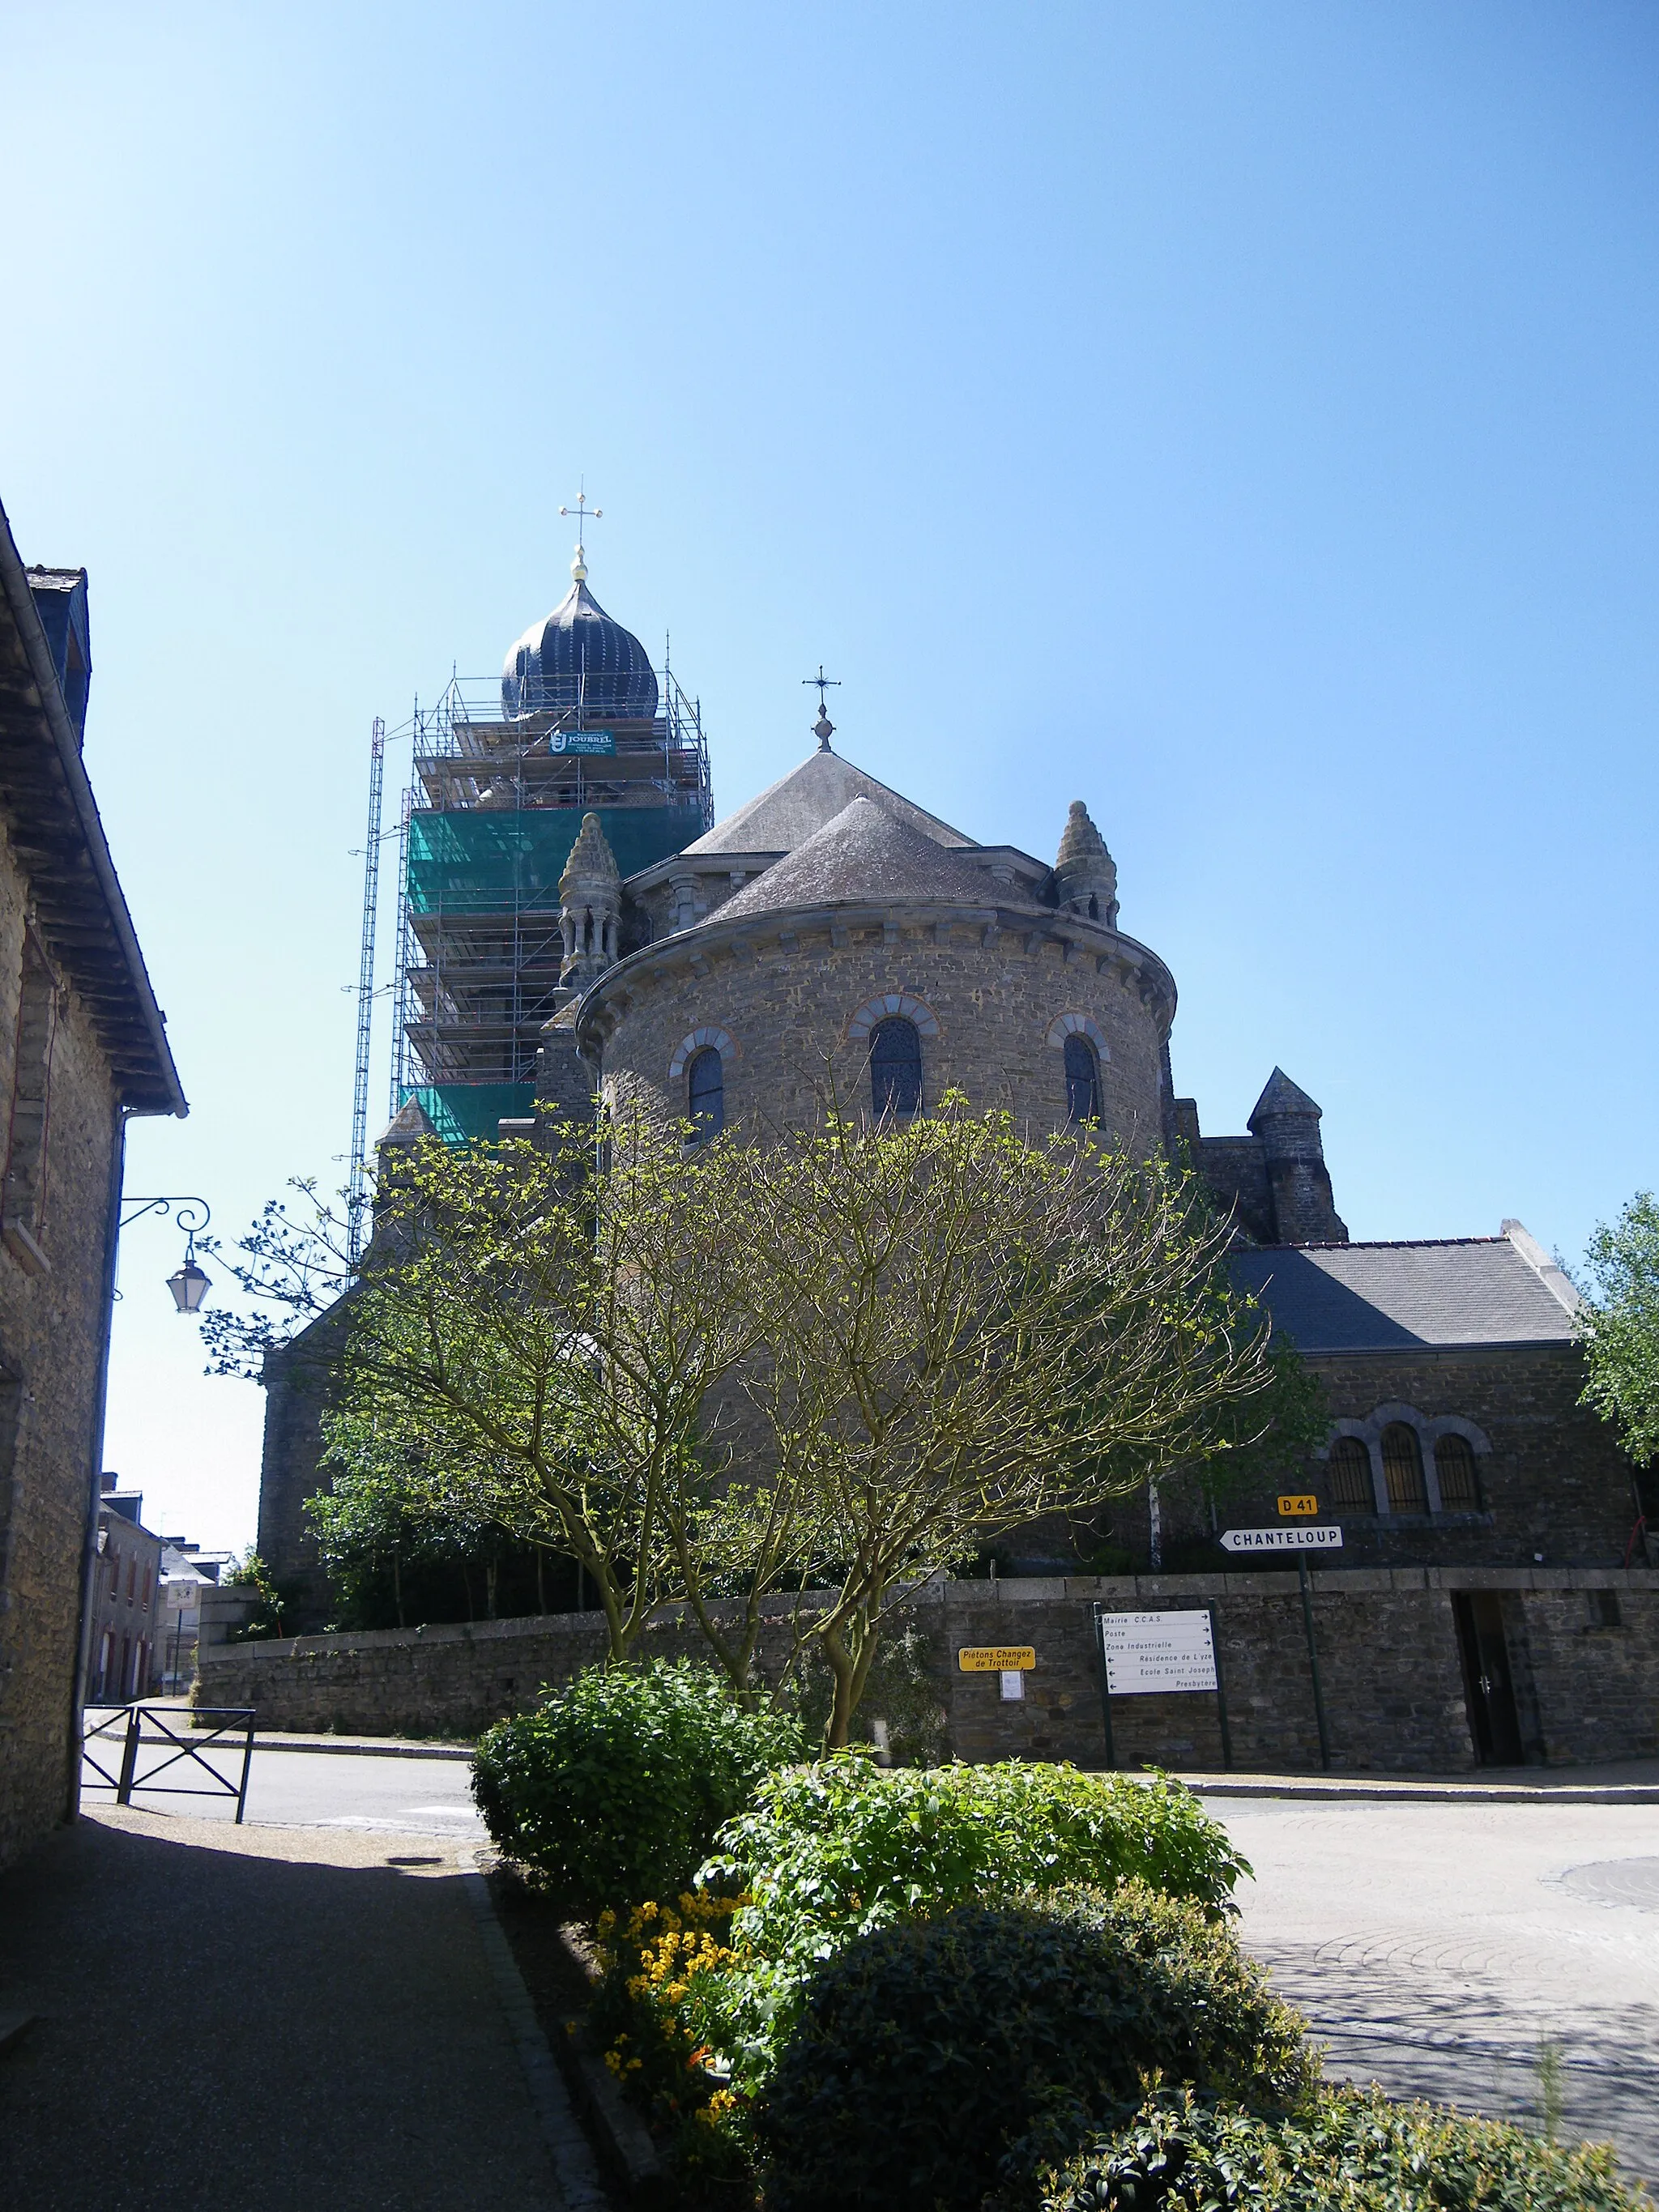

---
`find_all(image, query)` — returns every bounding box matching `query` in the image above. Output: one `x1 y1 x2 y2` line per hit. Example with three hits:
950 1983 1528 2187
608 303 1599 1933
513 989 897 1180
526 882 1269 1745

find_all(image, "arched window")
1325 1436 1375 1511
1063 1033 1101 1123
1435 1433 1481 1511
1380 1422 1427 1513
869 1016 923 1119
687 1046 724 1138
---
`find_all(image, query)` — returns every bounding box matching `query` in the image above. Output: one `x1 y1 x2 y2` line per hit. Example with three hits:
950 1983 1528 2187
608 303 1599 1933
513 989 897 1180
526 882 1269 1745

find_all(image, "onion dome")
501 548 659 723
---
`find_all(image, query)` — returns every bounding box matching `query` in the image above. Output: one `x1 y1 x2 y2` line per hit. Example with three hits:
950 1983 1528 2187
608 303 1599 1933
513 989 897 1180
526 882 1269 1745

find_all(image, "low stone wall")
196 1567 1659 1773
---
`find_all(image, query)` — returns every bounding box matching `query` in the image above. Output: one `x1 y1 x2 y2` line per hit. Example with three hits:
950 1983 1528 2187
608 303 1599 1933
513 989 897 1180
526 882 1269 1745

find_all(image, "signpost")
957 1645 1035 1703
1098 1611 1218 1694
957 1646 1035 1672
1220 1525 1343 1554
548 728 616 756
1217 1525 1339 1771
1090 1607 1230 1771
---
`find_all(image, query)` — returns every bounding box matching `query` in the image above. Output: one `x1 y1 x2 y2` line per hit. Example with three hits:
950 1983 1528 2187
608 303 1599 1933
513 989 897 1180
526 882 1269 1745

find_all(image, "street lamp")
120 1197 212 1315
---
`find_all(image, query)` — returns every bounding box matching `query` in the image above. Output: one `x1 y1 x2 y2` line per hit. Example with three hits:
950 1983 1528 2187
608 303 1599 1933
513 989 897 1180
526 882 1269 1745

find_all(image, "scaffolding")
382 663 711 1142
347 717 385 1265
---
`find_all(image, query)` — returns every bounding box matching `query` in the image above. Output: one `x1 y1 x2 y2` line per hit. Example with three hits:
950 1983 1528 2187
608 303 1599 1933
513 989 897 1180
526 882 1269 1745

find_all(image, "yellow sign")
957 1646 1036 1673
1277 1494 1320 1518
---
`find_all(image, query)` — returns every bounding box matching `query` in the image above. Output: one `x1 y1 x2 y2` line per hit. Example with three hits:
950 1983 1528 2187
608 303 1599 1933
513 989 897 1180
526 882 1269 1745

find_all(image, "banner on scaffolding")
548 728 616 755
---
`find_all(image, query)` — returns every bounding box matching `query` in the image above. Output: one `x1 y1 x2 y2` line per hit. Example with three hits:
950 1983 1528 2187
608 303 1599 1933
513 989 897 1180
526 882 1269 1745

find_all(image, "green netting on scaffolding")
404 805 706 914
399 1084 538 1144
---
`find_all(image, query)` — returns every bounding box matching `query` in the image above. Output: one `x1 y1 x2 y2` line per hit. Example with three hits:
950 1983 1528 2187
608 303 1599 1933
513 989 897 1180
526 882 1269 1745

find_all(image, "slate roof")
0 501 184 1115
714 797 1003 923
1231 1231 1580 1353
1248 1067 1323 1127
684 748 973 856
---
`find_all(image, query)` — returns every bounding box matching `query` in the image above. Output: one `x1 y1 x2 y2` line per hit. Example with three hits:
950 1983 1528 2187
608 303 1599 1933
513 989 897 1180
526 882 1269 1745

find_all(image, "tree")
198 1181 356 1379
735 1102 1285 1745
1576 1191 1659 1463
210 1105 1294 1740
331 1116 776 1667
305 1416 534 1628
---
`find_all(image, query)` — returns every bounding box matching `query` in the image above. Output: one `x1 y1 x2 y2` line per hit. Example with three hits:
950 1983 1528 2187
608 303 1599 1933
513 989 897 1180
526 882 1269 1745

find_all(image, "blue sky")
4 2 1657 1552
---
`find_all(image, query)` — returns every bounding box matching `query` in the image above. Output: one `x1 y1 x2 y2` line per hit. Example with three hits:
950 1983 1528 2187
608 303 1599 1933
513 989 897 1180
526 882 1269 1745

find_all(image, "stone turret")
1054 800 1119 927
558 812 621 991
1247 1068 1349 1245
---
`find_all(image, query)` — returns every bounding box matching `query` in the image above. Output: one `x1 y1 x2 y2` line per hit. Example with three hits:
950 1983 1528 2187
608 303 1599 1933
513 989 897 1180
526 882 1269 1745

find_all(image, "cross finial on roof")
559 481 603 582
804 663 841 750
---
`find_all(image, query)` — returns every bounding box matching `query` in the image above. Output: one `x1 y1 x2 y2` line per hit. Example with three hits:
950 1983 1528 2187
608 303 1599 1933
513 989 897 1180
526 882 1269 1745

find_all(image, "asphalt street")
1208 1792 1659 2182
71 1726 1659 2180
80 1714 485 1837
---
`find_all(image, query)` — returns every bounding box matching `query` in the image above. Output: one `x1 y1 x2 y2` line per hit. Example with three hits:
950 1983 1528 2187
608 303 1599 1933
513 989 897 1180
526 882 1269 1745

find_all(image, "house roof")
0 502 184 1116
1231 1226 1580 1353
684 748 974 857
714 797 1003 923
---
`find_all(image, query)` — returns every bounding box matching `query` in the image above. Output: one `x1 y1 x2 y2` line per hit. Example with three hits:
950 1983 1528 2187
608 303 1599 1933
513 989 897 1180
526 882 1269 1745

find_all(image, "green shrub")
698 1757 1248 2086
1043 2086 1644 2212
753 1885 1316 2212
471 1660 803 1920
786 1622 951 1766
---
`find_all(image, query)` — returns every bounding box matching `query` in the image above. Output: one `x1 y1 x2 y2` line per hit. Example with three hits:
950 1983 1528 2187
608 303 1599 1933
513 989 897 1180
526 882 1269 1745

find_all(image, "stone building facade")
249 568 1654 1771
87 1482 164 1703
0 501 186 1872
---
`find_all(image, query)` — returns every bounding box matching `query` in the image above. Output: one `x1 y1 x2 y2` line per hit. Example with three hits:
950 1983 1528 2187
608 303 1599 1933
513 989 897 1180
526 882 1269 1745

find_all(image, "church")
245 535 1657 1775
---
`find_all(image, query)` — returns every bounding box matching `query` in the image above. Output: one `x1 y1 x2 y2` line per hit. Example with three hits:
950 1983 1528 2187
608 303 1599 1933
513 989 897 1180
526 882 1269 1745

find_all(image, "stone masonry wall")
0 820 124 1873
1147 1343 1641 1579
197 1567 1659 1774
586 918 1170 1150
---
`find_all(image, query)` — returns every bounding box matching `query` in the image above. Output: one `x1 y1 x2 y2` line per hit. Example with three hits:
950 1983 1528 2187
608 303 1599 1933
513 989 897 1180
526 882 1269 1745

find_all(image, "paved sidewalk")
0 1809 571 2212
1180 1756 1659 1804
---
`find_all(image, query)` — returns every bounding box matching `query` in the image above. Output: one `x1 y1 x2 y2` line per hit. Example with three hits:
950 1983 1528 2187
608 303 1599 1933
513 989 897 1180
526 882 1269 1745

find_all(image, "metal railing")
82 1704 257 1823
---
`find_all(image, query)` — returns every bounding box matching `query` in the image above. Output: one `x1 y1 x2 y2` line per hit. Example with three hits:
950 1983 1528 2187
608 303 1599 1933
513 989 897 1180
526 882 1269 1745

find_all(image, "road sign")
1221 1526 1343 1553
1097 1611 1218 1695
957 1645 1035 1673
1277 1494 1319 1517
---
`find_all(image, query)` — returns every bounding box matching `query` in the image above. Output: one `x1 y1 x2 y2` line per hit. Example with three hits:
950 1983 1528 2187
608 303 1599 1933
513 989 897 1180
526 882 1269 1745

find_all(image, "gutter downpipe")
65 1101 128 1821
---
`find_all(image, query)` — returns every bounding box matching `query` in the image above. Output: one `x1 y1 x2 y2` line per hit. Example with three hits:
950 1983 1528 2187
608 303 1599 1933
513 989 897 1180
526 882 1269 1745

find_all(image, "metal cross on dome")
559 485 603 563
804 663 841 751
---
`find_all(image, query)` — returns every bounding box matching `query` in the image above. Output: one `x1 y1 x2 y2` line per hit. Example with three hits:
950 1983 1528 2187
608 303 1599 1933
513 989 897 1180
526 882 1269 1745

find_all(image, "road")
80 1712 484 1838
1208 1792 1659 2180
75 1723 1658 2178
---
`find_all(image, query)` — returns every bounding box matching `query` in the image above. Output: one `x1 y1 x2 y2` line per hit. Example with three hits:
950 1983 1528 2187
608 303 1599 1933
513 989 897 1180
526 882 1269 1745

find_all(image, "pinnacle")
1247 1068 1323 1128
1056 799 1111 870
558 811 621 895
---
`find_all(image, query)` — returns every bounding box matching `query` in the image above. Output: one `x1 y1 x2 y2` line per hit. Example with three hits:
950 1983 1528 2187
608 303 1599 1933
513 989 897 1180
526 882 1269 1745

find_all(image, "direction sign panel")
1097 1610 1218 1695
1220 1526 1343 1554
1277 1494 1319 1517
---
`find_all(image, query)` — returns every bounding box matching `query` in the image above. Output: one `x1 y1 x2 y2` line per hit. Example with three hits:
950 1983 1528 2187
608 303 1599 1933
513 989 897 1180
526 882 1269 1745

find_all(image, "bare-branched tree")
735 1099 1284 1744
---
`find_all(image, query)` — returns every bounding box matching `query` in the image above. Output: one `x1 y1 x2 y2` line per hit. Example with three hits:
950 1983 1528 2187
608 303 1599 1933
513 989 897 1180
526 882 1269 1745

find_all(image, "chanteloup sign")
1220 1525 1343 1554
1097 1611 1218 1696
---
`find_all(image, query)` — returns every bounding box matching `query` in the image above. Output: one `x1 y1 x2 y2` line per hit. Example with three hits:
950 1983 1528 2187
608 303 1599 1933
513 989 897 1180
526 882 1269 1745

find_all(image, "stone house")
87 1482 164 1704
0 502 186 1872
